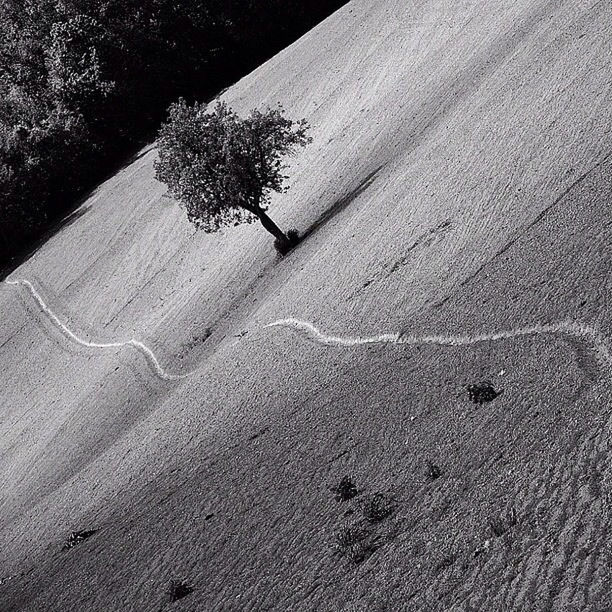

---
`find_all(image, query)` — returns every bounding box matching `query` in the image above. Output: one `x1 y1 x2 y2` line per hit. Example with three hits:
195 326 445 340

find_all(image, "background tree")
0 0 344 265
154 99 311 250
45 15 115 115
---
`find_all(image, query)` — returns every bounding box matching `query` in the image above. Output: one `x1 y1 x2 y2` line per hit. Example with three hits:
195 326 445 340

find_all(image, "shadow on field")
124 144 156 167
0 205 92 282
302 165 384 240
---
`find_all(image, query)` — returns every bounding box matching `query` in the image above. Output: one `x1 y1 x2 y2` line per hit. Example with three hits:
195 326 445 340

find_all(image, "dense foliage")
155 100 310 246
0 0 345 266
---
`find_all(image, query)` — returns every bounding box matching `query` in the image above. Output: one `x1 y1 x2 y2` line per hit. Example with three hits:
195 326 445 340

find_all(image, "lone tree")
155 99 311 251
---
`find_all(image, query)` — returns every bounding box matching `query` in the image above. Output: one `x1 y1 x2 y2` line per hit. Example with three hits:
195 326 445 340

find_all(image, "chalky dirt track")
2 1 612 610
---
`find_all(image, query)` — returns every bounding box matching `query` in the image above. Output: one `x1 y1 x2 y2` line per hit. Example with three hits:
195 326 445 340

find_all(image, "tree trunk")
254 208 289 245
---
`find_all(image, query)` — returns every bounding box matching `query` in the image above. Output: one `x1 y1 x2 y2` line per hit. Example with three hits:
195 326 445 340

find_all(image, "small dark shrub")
467 381 501 404
274 229 301 255
62 529 97 551
287 229 300 243
359 493 395 523
168 579 194 602
425 461 442 481
334 476 359 501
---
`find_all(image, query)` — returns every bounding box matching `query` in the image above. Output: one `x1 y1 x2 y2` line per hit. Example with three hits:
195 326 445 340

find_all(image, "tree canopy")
155 100 311 246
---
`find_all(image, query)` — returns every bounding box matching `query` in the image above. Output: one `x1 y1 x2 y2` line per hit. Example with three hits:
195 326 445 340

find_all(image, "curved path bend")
5 279 188 381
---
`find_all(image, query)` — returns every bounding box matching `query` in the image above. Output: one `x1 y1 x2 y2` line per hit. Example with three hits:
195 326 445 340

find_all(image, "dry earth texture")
1 0 612 610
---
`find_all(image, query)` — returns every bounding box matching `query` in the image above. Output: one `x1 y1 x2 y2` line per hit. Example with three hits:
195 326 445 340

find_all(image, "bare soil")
1 0 612 610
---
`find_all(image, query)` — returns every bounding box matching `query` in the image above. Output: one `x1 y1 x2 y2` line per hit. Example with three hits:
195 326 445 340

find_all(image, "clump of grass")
350 540 380 564
334 526 378 564
488 507 518 538
274 229 300 255
434 553 456 573
466 381 501 404
359 492 395 523
168 579 194 602
335 525 366 549
62 529 97 551
334 476 359 501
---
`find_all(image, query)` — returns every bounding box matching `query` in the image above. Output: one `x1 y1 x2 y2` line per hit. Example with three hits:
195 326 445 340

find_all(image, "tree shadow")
3 143 156 279
0 205 91 282
301 165 384 240
123 143 156 168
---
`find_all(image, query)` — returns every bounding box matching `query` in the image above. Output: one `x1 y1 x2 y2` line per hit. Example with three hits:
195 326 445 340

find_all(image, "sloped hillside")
1 0 611 610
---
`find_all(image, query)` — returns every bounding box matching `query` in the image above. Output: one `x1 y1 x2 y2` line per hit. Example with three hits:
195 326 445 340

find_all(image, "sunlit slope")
8 0 610 342
1 0 611 610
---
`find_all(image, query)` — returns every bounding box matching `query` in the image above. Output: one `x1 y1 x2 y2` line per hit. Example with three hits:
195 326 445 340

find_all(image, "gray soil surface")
1 0 612 610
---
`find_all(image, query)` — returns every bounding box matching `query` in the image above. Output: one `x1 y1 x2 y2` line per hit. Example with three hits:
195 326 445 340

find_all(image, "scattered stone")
62 529 97 551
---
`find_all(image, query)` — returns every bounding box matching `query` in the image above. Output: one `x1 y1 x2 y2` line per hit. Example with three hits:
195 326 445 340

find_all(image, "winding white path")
4 279 612 382
4 279 188 381
267 317 612 373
